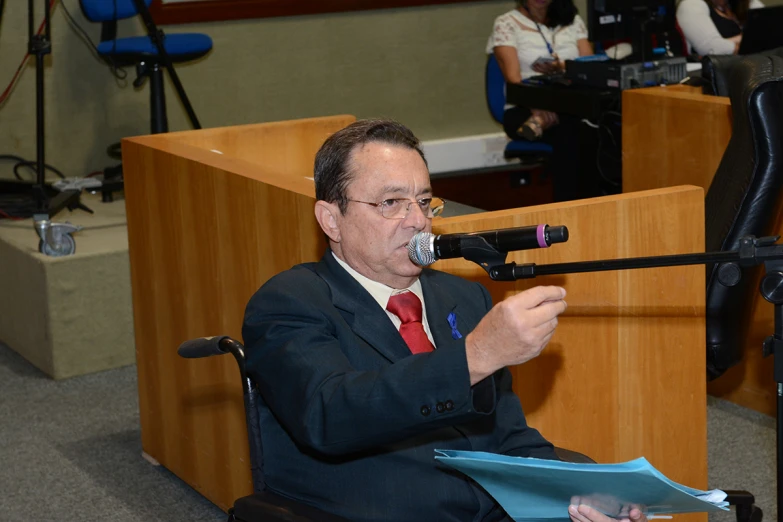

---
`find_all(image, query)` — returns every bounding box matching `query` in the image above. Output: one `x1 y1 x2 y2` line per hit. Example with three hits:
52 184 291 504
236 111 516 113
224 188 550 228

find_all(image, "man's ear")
314 201 342 243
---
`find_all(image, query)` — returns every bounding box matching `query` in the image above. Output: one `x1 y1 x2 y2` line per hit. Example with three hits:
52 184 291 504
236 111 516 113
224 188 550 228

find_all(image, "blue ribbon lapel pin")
447 312 463 340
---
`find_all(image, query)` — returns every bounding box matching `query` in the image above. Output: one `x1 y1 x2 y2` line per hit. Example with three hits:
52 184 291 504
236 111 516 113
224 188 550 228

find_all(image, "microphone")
408 224 568 266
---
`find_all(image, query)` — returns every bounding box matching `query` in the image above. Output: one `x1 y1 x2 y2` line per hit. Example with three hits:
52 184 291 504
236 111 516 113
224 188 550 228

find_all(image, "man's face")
329 142 433 289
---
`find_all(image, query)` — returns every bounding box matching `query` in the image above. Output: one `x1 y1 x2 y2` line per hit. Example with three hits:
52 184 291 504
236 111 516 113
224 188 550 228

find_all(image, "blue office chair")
79 0 212 134
485 54 553 163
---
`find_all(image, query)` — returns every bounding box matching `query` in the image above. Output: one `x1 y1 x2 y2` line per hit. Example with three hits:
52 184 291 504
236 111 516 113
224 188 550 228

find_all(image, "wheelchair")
178 336 762 522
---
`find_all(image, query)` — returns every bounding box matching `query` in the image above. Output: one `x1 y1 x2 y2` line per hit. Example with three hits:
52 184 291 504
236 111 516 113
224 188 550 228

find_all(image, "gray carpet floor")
0 340 776 522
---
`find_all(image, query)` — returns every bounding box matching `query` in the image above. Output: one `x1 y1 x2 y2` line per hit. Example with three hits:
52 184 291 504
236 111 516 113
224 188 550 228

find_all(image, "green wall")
3 0 782 179
0 1 513 178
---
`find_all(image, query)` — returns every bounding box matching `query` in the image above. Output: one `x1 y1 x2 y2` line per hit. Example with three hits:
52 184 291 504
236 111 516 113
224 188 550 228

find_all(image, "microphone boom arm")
485 235 782 281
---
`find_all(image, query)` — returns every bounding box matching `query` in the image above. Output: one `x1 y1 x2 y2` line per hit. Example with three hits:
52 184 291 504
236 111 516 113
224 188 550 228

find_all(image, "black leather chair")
704 54 783 381
701 47 783 96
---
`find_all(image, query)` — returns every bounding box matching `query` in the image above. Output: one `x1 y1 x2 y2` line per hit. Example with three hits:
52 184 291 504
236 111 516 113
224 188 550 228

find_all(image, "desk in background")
622 85 731 193
506 82 618 120
505 81 622 198
622 84 779 418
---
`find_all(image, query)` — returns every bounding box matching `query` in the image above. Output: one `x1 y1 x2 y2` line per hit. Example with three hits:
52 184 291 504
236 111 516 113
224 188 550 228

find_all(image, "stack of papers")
435 450 728 521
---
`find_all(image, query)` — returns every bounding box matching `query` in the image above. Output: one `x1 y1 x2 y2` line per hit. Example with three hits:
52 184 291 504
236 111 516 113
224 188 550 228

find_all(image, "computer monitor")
738 6 783 55
587 0 679 61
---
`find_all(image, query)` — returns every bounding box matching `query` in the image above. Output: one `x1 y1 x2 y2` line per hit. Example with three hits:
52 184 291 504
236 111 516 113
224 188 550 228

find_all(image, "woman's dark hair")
516 0 578 28
726 0 752 23
314 119 427 214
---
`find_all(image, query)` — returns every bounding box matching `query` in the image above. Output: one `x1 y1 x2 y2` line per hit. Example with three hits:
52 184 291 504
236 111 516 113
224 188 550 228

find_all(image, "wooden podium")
623 85 778 417
123 116 707 522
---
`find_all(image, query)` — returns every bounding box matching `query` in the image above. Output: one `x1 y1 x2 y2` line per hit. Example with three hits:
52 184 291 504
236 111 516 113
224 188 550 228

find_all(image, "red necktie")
386 291 435 354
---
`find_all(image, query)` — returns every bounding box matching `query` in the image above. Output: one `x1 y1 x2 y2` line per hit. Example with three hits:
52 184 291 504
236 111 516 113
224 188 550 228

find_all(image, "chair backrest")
79 0 152 22
485 53 507 125
704 54 783 379
702 47 783 96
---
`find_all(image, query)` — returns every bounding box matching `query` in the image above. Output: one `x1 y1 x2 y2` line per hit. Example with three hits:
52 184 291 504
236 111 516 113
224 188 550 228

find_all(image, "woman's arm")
577 39 593 57
676 0 737 54
494 45 523 84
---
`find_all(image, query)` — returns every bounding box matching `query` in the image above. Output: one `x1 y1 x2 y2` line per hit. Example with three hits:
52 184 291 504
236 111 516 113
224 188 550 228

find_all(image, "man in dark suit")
243 119 646 522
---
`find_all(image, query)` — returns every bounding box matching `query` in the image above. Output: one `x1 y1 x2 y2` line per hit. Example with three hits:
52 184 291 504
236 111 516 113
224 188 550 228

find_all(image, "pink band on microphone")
536 224 548 248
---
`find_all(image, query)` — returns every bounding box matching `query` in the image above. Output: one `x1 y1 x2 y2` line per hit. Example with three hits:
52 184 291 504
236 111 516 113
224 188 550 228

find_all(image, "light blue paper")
435 450 728 521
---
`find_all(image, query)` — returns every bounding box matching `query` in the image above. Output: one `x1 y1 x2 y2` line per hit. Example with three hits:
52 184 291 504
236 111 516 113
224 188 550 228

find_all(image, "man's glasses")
348 197 446 219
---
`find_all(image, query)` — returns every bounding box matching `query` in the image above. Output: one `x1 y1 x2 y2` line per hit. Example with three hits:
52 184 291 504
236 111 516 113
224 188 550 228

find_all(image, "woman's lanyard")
534 21 556 57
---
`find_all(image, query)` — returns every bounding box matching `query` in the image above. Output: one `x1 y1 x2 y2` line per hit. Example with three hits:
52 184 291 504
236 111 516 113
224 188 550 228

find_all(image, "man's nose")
403 202 428 228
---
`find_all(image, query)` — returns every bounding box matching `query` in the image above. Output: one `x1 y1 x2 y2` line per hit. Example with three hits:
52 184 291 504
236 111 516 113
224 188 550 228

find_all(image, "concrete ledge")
0 194 134 379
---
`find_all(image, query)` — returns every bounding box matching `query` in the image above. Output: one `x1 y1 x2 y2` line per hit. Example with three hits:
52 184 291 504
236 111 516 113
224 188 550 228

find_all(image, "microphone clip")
460 236 517 279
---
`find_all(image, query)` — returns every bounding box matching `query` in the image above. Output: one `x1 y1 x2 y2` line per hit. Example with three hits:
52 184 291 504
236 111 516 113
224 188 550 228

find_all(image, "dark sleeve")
242 270 499 456
473 283 559 460
493 368 559 460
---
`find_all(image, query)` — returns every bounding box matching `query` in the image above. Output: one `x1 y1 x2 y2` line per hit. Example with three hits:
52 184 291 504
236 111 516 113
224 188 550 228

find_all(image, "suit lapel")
420 270 463 351
316 252 412 363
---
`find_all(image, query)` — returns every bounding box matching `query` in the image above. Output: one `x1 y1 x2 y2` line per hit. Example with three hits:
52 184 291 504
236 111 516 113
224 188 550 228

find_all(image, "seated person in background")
487 0 603 203
243 118 649 522
487 0 592 141
677 0 764 56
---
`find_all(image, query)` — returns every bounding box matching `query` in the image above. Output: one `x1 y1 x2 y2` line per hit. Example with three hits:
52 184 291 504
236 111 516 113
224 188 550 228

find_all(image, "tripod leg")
131 0 201 130
149 63 168 134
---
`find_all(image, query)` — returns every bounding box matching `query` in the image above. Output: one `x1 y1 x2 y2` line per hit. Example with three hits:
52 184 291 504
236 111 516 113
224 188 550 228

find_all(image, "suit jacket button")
445 400 454 411
420 405 431 416
436 402 445 413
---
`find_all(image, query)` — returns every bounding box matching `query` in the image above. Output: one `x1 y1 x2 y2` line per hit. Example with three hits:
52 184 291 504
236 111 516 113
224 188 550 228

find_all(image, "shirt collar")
331 251 425 311
511 8 539 28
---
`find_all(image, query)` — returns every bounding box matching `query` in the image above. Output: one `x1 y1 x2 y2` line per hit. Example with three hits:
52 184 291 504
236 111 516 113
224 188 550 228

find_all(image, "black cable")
593 111 622 189
58 0 127 80
0 155 65 181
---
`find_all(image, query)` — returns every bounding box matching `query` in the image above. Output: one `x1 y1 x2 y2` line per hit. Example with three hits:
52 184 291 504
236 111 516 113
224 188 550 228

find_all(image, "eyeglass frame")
346 197 446 219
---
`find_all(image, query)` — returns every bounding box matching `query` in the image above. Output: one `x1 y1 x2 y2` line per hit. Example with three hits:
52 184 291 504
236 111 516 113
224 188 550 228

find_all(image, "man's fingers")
513 286 566 309
568 505 593 522
525 299 568 328
572 504 613 522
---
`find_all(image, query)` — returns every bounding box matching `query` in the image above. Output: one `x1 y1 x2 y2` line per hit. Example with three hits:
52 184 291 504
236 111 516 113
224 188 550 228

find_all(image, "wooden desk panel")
436 187 708 513
622 85 732 193
622 85 777 417
123 116 352 511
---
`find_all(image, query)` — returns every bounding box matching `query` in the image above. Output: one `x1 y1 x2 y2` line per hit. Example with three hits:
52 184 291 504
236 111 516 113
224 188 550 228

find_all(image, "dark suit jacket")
242 251 556 522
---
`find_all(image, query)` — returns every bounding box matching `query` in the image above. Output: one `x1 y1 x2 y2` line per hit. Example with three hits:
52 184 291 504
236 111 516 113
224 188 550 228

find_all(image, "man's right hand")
465 286 567 385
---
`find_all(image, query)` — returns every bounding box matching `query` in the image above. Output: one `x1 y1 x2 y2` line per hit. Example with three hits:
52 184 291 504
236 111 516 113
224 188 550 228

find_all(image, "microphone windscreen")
408 232 436 266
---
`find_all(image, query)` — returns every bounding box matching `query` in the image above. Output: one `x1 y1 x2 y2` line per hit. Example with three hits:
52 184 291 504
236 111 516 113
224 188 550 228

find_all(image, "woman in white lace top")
487 0 598 202
488 0 591 141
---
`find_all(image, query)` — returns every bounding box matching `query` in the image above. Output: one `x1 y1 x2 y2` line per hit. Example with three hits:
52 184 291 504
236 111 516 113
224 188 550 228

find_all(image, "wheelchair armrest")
724 490 763 522
554 446 596 464
177 336 230 359
231 490 351 522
